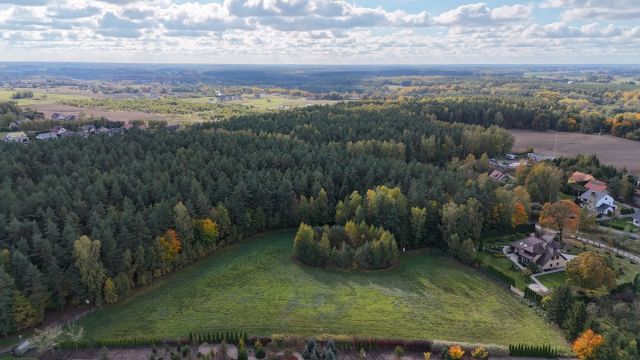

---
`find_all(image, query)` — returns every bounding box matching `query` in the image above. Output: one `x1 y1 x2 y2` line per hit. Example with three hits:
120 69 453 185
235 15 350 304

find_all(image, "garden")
76 230 568 350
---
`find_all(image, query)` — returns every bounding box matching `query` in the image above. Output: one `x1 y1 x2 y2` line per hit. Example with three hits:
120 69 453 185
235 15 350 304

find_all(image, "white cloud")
540 0 640 20
434 3 532 26
0 0 638 63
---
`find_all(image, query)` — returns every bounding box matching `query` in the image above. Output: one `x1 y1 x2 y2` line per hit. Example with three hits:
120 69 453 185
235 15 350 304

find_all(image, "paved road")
536 225 640 263
571 234 640 263
596 225 640 240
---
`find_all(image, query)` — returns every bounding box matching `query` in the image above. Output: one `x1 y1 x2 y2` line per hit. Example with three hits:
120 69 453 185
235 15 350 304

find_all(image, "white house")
3 131 29 143
633 210 640 227
579 189 616 216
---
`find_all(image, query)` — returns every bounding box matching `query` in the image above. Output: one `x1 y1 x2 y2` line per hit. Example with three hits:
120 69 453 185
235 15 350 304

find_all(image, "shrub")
393 346 405 360
255 341 266 359
238 338 248 360
358 348 366 360
471 346 489 359
423 352 431 360
448 345 464 360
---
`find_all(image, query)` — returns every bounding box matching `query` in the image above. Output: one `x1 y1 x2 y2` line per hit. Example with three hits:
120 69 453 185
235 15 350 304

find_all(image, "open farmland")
78 230 568 349
511 130 640 176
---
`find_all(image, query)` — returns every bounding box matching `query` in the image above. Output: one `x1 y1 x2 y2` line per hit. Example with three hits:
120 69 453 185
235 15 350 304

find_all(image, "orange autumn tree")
539 200 580 244
448 345 465 360
572 329 604 360
511 202 528 227
158 229 181 261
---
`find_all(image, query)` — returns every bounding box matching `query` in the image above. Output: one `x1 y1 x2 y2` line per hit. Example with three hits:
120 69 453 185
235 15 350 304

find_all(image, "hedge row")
481 264 516 287
189 331 248 345
59 337 182 349
524 287 543 305
509 344 558 358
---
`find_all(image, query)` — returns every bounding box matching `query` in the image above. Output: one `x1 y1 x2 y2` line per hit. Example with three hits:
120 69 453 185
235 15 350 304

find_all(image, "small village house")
3 131 29 143
584 179 608 193
488 169 508 182
568 171 594 184
508 235 567 271
579 189 616 215
50 126 68 136
634 209 640 227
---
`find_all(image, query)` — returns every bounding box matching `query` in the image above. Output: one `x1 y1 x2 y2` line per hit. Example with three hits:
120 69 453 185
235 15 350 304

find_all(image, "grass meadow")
79 230 568 349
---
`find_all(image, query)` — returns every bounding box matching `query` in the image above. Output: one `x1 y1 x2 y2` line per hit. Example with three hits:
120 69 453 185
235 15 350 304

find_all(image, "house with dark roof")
579 189 615 215
508 235 567 271
50 126 67 136
51 113 67 121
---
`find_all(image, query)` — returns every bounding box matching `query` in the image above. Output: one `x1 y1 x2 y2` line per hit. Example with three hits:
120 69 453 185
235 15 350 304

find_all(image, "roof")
585 179 608 192
489 170 507 181
510 236 547 255
35 132 58 140
51 126 67 134
597 203 614 211
4 131 27 140
569 171 594 183
580 189 610 203
510 235 565 266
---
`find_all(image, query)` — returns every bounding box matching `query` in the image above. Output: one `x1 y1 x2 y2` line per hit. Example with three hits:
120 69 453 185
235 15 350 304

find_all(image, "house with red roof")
584 179 608 193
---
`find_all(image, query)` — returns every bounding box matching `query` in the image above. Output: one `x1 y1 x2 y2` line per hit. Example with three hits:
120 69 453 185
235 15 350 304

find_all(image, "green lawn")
79 230 568 349
475 251 532 290
537 272 567 289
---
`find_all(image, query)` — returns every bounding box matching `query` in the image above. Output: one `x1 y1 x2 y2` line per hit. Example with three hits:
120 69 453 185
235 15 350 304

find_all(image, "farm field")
510 130 640 176
0 88 337 124
78 230 568 349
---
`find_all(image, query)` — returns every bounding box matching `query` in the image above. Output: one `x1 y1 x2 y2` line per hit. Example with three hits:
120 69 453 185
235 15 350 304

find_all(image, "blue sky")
0 0 638 64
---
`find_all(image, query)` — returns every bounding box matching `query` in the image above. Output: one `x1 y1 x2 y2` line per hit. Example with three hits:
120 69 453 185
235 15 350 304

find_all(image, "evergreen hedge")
524 287 543 305
509 344 558 358
189 331 248 345
481 264 516 287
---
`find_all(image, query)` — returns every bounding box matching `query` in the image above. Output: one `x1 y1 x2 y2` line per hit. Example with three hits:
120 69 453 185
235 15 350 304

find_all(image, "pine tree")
0 268 16 336
546 285 573 326
564 301 588 340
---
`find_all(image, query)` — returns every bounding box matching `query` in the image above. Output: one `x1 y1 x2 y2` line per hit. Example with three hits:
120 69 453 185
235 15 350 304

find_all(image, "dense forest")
0 103 517 334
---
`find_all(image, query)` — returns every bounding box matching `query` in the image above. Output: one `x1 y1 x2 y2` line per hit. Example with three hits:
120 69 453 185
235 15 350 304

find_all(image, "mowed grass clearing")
79 230 568 349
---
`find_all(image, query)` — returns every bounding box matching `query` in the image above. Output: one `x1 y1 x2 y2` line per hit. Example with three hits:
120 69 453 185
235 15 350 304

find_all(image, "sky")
0 0 639 64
